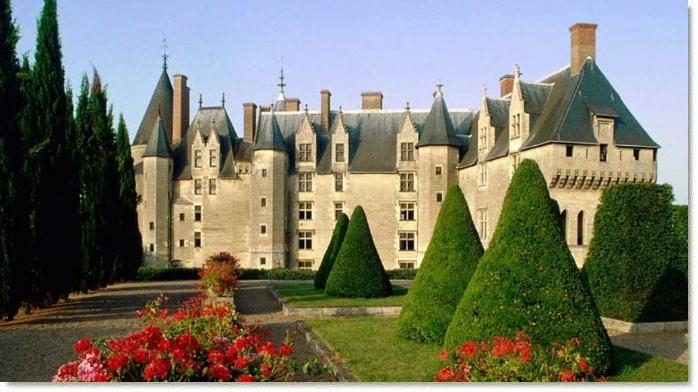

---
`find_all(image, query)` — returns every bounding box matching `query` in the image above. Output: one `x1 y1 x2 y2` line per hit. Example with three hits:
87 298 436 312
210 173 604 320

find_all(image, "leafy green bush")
387 269 419 280
134 267 201 281
444 159 611 374
314 213 350 289
325 206 392 298
398 185 483 343
583 184 686 322
671 205 688 279
239 268 315 281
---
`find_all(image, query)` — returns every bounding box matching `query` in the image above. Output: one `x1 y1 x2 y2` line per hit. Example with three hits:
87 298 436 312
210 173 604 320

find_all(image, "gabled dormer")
508 65 528 153
295 110 317 172
331 109 349 171
477 85 494 161
191 123 206 173
396 103 418 171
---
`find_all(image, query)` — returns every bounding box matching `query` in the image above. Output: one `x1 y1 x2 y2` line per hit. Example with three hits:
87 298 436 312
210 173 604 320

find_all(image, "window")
299 143 312 162
260 224 267 235
179 239 184 247
260 257 266 266
400 202 415 221
435 166 442 176
260 197 266 207
653 149 657 162
399 261 415 270
194 150 202 168
149 221 154 230
299 202 313 220
335 143 345 162
298 260 313 269
400 142 414 161
334 202 344 220
566 145 574 157
478 164 488 187
298 172 313 192
479 127 488 150
400 173 415 192
194 232 201 248
298 231 313 250
149 243 154 252
511 113 521 138
510 154 521 178
560 210 567 244
194 205 202 222
436 192 443 202
208 179 217 195
399 232 416 251
179 213 185 222
599 144 608 162
478 209 488 240
633 148 640 161
261 168 267 177
194 179 202 195
209 150 217 167
577 211 584 245
334 172 344 192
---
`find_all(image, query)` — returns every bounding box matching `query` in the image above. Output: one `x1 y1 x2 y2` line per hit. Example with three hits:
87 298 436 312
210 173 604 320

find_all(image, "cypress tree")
314 213 349 289
114 114 143 281
325 206 392 298
398 185 483 343
30 0 82 302
444 160 611 374
0 0 29 319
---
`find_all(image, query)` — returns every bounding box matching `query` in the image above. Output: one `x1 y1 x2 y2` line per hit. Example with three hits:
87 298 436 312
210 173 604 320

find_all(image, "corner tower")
131 66 174 166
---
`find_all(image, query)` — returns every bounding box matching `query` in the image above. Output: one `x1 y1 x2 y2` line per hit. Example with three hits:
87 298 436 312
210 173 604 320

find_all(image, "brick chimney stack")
243 103 257 143
286 98 301 112
320 89 331 133
498 75 514 97
570 23 598 74
361 92 383 110
172 74 189 144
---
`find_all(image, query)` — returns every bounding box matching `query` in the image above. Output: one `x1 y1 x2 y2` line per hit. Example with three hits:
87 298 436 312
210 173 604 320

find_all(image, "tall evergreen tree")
114 114 143 280
29 0 81 302
0 0 30 319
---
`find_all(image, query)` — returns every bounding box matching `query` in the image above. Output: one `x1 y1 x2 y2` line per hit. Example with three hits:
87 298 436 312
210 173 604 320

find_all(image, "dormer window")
299 143 312 162
511 113 521 139
479 128 488 150
209 150 217 167
194 150 202 168
400 142 414 161
335 143 345 162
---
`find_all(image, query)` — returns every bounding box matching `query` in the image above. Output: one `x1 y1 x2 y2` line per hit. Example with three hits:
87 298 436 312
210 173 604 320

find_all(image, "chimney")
172 74 190 144
361 91 383 110
260 105 271 113
498 74 514 97
570 22 598 74
286 98 301 111
243 102 257 143
320 89 331 133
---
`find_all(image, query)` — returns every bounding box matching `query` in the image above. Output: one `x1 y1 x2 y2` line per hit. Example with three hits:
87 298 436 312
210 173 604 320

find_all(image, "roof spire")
221 92 226 108
405 101 411 111
514 64 521 79
481 83 488 97
435 78 444 98
161 38 169 71
198 93 203 109
304 103 309 114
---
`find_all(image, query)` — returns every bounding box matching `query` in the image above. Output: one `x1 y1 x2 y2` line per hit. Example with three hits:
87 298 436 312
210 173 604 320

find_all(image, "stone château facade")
132 23 658 270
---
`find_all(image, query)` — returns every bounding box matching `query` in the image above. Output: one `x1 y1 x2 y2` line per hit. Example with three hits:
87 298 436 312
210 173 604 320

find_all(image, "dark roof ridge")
142 115 172 158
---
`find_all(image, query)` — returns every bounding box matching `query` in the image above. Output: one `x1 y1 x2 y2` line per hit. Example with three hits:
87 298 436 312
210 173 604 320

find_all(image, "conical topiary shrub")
314 213 350 289
397 185 483 343
444 159 612 374
325 206 392 298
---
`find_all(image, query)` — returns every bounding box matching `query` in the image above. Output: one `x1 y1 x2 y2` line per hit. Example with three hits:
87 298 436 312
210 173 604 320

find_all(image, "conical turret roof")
133 69 173 145
253 111 288 151
417 87 462 148
142 115 172 158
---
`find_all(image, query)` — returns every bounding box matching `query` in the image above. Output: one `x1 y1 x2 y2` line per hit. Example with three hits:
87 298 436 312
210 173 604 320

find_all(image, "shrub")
671 205 688 279
199 252 242 296
444 159 611 374
398 185 483 343
134 267 201 282
325 206 392 298
582 184 685 322
314 213 350 289
240 268 315 281
386 269 419 280
436 333 607 382
53 294 295 382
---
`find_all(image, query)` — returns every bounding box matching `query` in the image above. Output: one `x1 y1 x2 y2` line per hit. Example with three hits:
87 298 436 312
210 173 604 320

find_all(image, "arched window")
560 210 567 244
577 211 584 245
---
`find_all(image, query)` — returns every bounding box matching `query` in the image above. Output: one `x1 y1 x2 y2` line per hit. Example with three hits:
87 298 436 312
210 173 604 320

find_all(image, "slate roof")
519 81 552 115
416 90 463 147
459 111 480 167
133 70 173 146
253 111 289 152
142 116 172 158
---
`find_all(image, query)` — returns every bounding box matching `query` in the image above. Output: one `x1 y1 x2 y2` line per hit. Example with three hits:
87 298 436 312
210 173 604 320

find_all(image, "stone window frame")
298 260 313 270
335 143 345 162
398 231 416 251
477 163 488 187
566 145 574 157
260 257 266 266
398 260 415 270
633 148 640 161
178 239 185 247
209 149 217 167
194 150 203 168
260 224 267 235
334 172 344 192
298 201 313 221
261 168 268 177
298 143 313 162
599 144 608 162
194 232 201 248
399 172 415 192
208 178 217 195
298 172 313 192
400 142 415 161
479 127 488 150
194 205 202 222
478 209 488 240
510 113 521 139
148 243 155 252
436 192 443 202
179 213 185 222
334 202 344 220
399 202 416 221
435 166 442 176
298 231 313 250
149 221 154 230
260 197 267 207
194 178 203 195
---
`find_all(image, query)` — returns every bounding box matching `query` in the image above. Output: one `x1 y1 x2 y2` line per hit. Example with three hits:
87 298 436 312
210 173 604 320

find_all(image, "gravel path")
608 330 689 365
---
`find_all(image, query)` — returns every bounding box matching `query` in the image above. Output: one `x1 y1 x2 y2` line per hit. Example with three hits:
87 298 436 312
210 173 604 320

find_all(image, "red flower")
234 356 248 370
577 358 593 374
439 350 450 361
435 367 455 382
237 374 255 382
261 363 272 378
566 337 581 347
144 359 170 381
209 363 231 381
279 344 293 357
133 348 150 364
172 348 187 363
257 341 275 356
106 354 129 372
207 348 225 365
74 339 93 354
175 333 201 351
491 337 514 358
461 341 479 358
560 369 576 382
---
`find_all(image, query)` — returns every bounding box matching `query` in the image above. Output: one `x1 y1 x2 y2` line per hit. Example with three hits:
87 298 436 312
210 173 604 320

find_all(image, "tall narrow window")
299 202 313 220
194 150 202 168
478 209 488 240
436 192 443 202
335 143 345 162
298 172 313 192
194 205 202 222
261 168 267 177
400 202 415 221
566 145 574 157
149 221 154 230
298 231 313 250
400 173 415 192
653 149 657 162
400 143 414 161
479 127 488 150
599 144 608 162
299 143 312 162
260 197 266 207
209 150 217 167
334 202 344 220
334 172 344 192
633 148 640 161
435 166 442 175
208 179 217 195
478 164 488 187
194 232 201 248
179 213 185 222
577 211 584 245
560 210 567 244
260 224 267 234
194 179 202 195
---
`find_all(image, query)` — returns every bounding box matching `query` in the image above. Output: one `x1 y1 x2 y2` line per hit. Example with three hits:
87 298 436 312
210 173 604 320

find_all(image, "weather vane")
161 38 169 70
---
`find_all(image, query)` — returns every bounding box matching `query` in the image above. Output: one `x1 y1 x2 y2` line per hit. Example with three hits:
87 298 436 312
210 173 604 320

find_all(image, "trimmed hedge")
671 205 688 279
314 213 350 289
387 269 418 280
583 184 686 322
134 267 200 281
398 185 483 343
325 206 392 298
239 268 315 281
444 159 612 374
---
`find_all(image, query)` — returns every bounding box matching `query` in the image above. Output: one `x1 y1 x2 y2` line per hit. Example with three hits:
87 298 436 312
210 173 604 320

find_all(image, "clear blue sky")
11 0 688 203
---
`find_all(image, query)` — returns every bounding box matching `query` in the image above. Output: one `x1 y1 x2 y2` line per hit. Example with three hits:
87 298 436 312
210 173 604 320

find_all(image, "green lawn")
306 317 688 382
272 283 407 308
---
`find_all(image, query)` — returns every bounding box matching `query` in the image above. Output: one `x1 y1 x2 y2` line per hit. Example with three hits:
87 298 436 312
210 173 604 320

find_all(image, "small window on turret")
260 224 267 235
566 145 574 157
149 222 154 230
179 213 185 222
435 166 442 175
633 149 640 161
261 197 266 207
653 149 657 162
600 144 608 162
261 168 268 177
149 244 154 252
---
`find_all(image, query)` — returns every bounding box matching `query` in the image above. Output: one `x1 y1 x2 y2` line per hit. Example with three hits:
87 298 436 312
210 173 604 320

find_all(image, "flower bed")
435 333 606 382
199 252 242 297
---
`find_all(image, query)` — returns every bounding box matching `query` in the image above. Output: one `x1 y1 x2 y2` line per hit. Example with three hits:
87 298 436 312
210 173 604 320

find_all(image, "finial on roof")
514 64 521 78
221 92 226 108
405 101 411 111
277 67 286 96
481 83 487 97
196 118 201 131
339 105 342 114
161 38 169 71
435 78 444 98
304 103 308 114
198 93 203 109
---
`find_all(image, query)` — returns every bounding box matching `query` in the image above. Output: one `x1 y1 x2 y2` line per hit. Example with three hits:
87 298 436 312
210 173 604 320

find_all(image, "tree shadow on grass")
638 267 688 322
